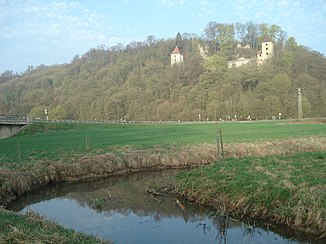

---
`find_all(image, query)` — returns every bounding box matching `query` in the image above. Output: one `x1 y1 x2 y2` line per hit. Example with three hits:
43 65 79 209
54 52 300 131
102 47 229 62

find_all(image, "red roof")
172 46 180 54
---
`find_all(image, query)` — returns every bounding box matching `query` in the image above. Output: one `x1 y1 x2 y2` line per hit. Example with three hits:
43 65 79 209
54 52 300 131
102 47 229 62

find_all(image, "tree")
260 95 282 119
217 23 235 53
204 21 220 54
244 22 259 50
202 54 227 72
146 35 156 47
24 65 35 75
235 22 247 44
175 32 183 48
49 106 67 120
204 22 236 55
29 106 46 119
0 70 15 84
286 37 298 51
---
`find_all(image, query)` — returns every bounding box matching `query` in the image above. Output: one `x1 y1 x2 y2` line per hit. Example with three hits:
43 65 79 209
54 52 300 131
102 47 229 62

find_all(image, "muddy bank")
1 137 325 210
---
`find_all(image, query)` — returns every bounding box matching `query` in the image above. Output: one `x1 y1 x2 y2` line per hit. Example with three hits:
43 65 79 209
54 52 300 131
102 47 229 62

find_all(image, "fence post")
216 129 224 161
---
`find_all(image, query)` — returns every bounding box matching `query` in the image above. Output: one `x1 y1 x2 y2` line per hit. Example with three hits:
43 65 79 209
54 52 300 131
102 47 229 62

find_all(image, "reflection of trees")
83 179 206 223
242 223 262 244
208 214 325 244
9 170 179 211
10 170 325 244
211 215 230 244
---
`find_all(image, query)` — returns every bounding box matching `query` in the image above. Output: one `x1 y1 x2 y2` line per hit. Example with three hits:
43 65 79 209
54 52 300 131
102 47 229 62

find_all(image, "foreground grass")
0 209 107 243
177 152 326 235
1 121 326 167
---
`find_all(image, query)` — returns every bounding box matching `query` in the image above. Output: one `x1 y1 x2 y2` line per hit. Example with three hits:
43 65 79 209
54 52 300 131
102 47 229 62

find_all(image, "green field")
1 121 326 166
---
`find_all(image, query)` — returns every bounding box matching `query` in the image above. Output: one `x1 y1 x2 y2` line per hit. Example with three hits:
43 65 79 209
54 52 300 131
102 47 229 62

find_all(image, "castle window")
266 47 268 50
266 52 269 55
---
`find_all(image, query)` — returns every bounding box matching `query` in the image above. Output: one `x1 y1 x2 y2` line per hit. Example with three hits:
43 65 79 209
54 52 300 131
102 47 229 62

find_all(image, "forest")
0 22 325 121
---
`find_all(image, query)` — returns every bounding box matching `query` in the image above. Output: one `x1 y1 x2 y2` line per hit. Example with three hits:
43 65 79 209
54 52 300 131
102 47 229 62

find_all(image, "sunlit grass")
1 121 325 166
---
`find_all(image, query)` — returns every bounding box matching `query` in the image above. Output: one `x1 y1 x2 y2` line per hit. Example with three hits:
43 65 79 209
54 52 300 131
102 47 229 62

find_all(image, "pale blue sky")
1 0 326 73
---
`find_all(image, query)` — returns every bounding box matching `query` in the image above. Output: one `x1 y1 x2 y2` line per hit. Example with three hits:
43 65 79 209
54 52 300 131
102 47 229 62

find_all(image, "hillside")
1 22 325 121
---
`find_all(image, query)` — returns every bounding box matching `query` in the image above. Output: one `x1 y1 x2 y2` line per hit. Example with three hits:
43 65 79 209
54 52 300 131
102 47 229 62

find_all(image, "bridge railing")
0 114 28 124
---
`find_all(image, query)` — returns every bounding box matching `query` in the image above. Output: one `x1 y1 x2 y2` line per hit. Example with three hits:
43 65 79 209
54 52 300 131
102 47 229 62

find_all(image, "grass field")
1 121 326 166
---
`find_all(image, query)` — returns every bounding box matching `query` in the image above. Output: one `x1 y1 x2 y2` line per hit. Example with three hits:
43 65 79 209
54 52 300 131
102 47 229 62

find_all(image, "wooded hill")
1 22 325 121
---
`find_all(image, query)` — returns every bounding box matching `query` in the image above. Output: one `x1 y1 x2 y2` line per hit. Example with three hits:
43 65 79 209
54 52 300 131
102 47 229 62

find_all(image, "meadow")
1 121 326 166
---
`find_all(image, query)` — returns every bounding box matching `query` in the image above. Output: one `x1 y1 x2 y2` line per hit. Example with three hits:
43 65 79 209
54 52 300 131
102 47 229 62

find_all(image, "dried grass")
224 137 326 158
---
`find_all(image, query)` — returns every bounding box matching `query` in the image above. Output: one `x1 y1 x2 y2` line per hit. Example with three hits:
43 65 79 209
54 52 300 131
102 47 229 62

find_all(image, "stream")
9 170 323 244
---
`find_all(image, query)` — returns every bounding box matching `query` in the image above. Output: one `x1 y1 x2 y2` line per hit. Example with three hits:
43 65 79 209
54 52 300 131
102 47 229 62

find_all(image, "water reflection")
10 170 324 244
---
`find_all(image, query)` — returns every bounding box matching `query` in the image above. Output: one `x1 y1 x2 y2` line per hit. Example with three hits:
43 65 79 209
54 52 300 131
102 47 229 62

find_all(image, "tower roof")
263 37 272 42
172 46 180 54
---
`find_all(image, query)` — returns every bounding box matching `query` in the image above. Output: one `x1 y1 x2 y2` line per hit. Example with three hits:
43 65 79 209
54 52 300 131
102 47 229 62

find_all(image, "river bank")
176 151 326 239
0 137 326 241
1 137 325 206
0 208 108 243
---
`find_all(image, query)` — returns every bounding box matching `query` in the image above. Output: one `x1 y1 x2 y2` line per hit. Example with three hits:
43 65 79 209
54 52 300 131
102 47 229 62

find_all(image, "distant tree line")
0 22 325 121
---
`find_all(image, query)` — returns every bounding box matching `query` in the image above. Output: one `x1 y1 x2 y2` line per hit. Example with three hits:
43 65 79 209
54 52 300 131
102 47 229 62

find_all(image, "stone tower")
257 39 274 65
171 46 183 66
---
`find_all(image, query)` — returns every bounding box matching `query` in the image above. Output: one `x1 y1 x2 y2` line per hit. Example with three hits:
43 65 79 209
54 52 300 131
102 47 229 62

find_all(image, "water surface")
10 170 323 243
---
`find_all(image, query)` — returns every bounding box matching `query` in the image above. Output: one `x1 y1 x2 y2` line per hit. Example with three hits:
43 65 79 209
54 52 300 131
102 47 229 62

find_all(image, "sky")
1 0 326 73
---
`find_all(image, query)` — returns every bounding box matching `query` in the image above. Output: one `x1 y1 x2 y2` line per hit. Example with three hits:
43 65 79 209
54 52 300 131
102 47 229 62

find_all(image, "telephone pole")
297 88 303 120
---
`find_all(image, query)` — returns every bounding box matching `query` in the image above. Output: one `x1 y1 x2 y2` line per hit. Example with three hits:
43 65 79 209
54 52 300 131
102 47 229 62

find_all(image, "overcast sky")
1 0 326 73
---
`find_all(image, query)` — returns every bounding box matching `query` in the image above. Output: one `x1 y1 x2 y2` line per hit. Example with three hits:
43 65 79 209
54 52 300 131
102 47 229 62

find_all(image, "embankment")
0 144 215 206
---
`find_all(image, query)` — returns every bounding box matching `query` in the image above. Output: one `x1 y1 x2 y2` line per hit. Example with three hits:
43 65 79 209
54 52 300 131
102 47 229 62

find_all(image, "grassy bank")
0 208 107 243
177 152 326 236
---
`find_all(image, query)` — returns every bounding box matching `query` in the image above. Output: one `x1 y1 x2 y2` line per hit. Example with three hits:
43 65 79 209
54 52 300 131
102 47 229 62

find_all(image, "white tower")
257 39 274 65
171 46 183 66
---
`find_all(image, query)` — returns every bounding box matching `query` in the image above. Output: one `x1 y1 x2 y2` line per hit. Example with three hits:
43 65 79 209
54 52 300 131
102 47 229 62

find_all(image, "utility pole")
297 88 303 120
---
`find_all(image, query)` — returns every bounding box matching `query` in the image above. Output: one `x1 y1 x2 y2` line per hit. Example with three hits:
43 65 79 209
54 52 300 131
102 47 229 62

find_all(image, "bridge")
0 115 28 139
